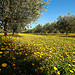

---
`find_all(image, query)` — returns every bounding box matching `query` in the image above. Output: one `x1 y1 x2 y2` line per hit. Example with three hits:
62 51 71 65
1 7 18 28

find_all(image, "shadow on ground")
8 34 23 37
33 33 75 37
58 36 75 38
0 36 49 75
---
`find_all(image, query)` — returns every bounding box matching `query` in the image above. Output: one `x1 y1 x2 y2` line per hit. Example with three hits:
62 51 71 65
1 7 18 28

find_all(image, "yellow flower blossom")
12 57 16 60
0 69 1 71
24 59 26 61
72 65 75 67
40 68 43 71
72 69 75 71
42 61 44 63
25 54 27 55
68 64 71 67
12 64 15 66
70 70 74 73
32 63 35 66
57 71 60 75
45 59 48 61
13 49 15 51
6 51 9 53
35 69 37 72
34 52 36 54
3 54 5 56
1 48 5 50
16 53 18 55
54 67 58 70
0 51 3 54
19 52 22 54
40 55 42 57
2 63 7 67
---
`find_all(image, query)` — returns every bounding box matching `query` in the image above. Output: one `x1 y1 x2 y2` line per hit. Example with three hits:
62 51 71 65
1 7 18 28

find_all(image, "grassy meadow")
0 33 75 75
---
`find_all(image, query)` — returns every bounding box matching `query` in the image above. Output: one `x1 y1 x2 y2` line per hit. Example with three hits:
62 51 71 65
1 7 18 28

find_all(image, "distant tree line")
24 13 75 35
0 12 75 35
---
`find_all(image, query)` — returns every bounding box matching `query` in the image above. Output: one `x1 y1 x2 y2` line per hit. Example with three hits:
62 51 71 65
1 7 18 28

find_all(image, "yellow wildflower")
73 52 75 54
0 51 3 54
6 51 9 53
12 64 15 66
72 65 75 67
54 67 58 70
24 59 26 61
19 52 22 54
2 63 7 67
37 55 40 57
25 54 27 56
32 63 35 66
40 68 43 71
45 59 48 61
3 54 5 56
13 49 15 51
42 61 44 63
70 70 74 73
72 69 75 71
68 64 71 67
35 69 37 72
57 71 60 75
12 57 16 60
34 52 36 54
40 55 42 58
0 69 1 71
19 71 21 73
16 53 18 55
73 60 75 62
1 48 5 50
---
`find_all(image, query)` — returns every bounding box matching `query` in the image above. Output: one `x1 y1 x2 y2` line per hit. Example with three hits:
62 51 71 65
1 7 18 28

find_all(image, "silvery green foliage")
57 13 75 34
0 0 50 26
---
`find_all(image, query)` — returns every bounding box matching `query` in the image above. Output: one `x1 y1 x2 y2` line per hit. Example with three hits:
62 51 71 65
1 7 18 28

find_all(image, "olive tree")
0 0 51 36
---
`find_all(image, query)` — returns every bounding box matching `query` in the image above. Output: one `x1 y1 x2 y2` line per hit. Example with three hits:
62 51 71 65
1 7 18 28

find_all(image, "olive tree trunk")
4 19 8 36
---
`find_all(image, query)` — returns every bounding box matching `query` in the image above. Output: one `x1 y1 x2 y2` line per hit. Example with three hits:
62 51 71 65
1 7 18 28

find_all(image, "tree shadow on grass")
33 33 75 38
0 36 2 43
8 34 23 37
11 45 48 75
58 35 75 38
0 38 48 75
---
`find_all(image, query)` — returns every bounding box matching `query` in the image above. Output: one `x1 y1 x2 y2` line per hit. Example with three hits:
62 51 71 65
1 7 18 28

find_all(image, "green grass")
0 33 75 75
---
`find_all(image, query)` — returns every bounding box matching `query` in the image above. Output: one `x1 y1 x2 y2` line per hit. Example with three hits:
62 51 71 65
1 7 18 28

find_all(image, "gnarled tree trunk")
4 19 8 36
12 30 15 35
66 31 68 35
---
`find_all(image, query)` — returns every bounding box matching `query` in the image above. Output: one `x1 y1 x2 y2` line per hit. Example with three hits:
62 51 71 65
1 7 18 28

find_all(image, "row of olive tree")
56 13 75 34
24 13 75 34
24 22 59 33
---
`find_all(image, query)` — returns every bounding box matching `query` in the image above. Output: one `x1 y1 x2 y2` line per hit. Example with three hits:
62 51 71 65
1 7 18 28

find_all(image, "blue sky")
31 0 75 28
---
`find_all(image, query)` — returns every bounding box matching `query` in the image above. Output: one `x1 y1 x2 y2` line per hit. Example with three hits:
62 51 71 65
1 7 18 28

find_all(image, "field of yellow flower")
0 33 75 75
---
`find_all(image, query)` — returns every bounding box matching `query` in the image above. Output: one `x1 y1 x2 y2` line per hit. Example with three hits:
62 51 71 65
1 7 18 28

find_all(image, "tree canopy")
0 0 51 36
56 13 75 34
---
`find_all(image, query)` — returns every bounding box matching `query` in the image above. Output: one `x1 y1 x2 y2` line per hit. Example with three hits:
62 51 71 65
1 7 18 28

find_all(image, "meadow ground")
0 33 75 75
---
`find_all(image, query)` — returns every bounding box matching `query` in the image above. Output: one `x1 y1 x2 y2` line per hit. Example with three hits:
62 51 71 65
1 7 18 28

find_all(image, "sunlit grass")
0 33 75 75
